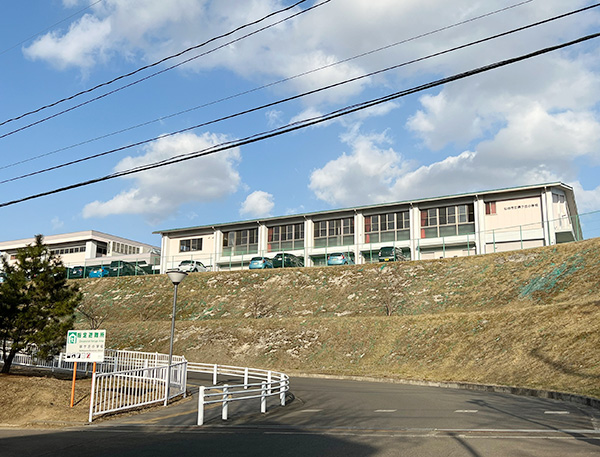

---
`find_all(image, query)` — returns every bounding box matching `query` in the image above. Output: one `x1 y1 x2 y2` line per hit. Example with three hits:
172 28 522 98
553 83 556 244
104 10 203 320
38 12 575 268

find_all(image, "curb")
288 372 600 411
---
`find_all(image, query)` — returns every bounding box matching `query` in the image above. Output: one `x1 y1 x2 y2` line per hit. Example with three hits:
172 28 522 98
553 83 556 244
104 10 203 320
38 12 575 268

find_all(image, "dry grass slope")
76 238 600 398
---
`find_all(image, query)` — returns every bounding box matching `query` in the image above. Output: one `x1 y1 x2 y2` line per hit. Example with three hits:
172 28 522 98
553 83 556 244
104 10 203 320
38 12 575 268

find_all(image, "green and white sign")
65 330 106 362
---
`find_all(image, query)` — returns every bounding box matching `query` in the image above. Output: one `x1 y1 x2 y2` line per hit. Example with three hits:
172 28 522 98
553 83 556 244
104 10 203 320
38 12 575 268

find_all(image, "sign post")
65 330 106 408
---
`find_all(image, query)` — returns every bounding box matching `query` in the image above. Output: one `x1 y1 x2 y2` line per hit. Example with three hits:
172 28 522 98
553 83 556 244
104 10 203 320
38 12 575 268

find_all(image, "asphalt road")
0 374 598 456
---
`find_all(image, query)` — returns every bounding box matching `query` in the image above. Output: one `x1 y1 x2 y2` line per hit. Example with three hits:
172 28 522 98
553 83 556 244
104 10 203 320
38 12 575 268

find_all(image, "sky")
1 0 599 247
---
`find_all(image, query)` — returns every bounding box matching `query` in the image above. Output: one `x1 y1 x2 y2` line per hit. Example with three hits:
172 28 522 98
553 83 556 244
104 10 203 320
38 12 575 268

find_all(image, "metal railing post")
213 364 218 385
197 386 205 426
520 225 523 250
183 362 188 398
244 367 249 389
88 370 97 423
267 371 272 395
261 382 267 413
280 374 286 406
222 385 229 421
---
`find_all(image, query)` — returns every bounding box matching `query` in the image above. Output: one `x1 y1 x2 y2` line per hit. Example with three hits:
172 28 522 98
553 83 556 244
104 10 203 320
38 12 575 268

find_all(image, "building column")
159 236 169 274
541 187 555 246
214 230 223 268
474 197 486 255
409 205 421 261
85 241 97 260
257 223 268 256
304 218 314 267
354 212 363 264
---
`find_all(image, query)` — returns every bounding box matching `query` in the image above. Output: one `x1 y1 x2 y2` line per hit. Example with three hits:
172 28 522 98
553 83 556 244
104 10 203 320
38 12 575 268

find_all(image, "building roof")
0 230 159 251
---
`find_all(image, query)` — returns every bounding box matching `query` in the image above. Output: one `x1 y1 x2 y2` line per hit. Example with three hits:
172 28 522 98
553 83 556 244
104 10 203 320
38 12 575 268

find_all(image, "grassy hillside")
76 238 600 398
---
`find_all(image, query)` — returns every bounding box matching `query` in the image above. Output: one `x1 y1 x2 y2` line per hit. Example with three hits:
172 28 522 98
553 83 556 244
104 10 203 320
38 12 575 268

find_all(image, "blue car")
327 252 355 266
88 266 110 278
249 257 273 269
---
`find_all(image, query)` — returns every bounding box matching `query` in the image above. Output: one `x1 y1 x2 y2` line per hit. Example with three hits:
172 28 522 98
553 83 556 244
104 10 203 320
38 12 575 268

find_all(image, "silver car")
178 260 208 272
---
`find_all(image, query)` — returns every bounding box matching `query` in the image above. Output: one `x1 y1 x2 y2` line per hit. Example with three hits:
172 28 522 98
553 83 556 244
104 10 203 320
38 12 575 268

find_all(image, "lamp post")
164 269 187 406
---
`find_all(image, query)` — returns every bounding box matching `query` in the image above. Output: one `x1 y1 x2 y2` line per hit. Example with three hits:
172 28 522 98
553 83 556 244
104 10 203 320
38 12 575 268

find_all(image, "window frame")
420 204 475 238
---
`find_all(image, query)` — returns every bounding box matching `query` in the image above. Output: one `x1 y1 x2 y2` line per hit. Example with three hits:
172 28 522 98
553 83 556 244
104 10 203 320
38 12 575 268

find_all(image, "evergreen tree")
0 234 81 373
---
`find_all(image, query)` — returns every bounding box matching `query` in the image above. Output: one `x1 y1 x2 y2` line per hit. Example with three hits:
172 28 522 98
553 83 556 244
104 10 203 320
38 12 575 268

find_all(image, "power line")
1 31 598 208
0 0 104 58
2 2 596 185
0 0 534 172
0 0 312 129
0 0 333 142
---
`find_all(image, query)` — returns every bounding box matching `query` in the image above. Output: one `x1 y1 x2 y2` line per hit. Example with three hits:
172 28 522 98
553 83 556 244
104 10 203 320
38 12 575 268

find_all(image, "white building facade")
155 182 582 272
0 230 160 269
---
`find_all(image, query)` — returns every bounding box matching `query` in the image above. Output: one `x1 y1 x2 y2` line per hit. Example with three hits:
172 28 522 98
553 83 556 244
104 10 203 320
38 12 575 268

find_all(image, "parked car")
249 257 273 269
68 266 86 279
135 261 156 275
327 252 355 265
178 260 208 272
378 246 406 262
108 260 147 277
272 253 304 268
88 266 110 278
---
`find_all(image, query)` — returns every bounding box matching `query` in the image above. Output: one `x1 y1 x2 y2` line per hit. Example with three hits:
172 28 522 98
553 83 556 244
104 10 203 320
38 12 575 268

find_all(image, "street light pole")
165 269 187 406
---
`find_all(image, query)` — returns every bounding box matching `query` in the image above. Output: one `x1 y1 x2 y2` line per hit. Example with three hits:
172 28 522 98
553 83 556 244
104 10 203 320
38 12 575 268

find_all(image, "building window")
96 242 108 257
365 211 409 243
314 217 354 248
222 228 258 256
268 223 304 252
112 241 140 255
180 238 203 252
420 204 475 238
485 201 496 215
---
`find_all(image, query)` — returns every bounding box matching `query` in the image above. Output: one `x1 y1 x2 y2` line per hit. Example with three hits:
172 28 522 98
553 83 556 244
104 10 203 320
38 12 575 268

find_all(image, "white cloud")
82 132 241 222
240 190 274 217
24 14 112 69
310 100 600 208
309 129 409 206
265 110 284 128
32 0 598 101
51 217 64 230
24 0 600 216
407 52 600 151
569 182 600 213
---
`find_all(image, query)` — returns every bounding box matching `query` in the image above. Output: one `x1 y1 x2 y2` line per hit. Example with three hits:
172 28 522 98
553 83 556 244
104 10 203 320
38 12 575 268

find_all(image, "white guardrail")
187 362 290 425
2 347 289 424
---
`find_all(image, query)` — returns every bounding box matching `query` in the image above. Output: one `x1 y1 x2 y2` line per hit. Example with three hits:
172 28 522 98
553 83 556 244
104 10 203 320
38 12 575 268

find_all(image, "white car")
178 260 208 272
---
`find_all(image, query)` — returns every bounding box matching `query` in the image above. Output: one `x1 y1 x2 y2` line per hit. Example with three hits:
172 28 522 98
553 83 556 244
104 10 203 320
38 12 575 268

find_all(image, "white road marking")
544 411 570 415
374 410 397 413
299 409 323 413
455 410 479 413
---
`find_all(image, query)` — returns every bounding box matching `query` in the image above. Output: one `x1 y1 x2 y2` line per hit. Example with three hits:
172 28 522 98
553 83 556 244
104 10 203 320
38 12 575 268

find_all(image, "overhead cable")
0 0 332 141
2 3 596 185
1 31 598 208
0 0 533 172
0 0 311 129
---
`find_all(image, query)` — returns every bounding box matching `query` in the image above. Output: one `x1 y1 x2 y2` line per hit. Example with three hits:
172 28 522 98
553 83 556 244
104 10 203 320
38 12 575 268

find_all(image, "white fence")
2 346 188 422
188 362 290 425
3 347 289 424
88 361 187 422
3 347 185 375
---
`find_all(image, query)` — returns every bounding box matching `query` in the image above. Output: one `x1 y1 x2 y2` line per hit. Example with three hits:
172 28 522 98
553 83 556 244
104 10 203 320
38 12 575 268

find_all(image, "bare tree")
77 302 108 329
246 286 275 319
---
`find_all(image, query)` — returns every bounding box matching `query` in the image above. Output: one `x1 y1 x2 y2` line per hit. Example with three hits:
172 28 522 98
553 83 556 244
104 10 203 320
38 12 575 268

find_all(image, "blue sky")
1 0 599 247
